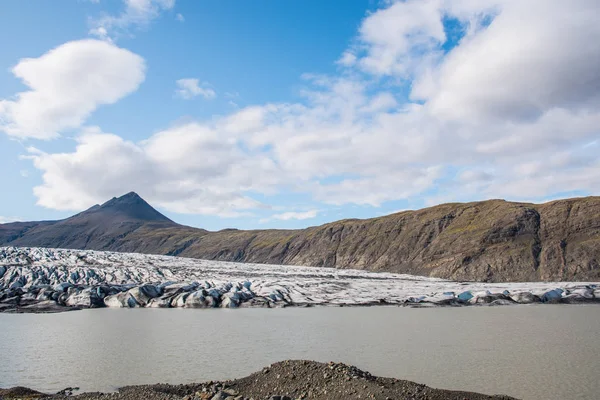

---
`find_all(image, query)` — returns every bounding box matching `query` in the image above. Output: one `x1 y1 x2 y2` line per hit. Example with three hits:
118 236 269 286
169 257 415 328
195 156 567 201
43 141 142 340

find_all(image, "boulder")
510 292 541 304
65 287 104 308
53 282 73 293
1 295 20 305
541 289 564 303
568 288 594 299
469 293 513 304
128 285 162 307
185 291 209 308
104 291 139 308
36 288 55 301
210 392 228 400
561 288 595 303
170 292 190 308
238 297 271 308
457 291 473 302
220 294 239 308
205 295 218 308
147 297 173 308
20 292 39 303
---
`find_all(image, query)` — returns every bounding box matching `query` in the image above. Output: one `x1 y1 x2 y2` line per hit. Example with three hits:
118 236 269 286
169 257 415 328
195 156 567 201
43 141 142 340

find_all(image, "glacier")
0 246 598 312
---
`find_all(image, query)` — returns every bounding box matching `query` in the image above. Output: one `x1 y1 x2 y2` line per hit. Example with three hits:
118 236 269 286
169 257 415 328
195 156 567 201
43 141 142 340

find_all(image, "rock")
170 292 190 308
211 391 228 400
457 291 473 302
128 284 162 307
561 289 595 303
64 287 104 308
220 294 239 308
406 296 426 303
510 292 540 304
541 289 564 303
36 288 55 301
147 295 174 308
238 297 270 308
53 282 73 292
104 291 139 308
469 293 513 304
20 292 38 302
185 290 209 308
1 295 20 305
489 299 515 306
569 288 594 299
205 295 218 308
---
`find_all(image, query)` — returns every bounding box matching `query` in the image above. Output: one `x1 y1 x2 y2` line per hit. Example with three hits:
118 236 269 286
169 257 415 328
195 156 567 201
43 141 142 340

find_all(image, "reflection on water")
0 305 599 400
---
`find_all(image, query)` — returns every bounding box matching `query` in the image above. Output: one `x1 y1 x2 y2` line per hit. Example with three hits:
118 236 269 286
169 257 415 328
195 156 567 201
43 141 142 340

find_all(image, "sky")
0 0 599 231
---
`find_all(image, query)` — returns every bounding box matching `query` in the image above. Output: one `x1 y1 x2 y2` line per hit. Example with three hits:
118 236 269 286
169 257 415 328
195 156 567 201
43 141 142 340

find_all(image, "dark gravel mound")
20 360 519 400
0 386 46 399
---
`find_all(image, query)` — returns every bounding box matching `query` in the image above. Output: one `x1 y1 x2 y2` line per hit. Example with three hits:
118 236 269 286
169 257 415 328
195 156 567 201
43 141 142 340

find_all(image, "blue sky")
0 0 599 230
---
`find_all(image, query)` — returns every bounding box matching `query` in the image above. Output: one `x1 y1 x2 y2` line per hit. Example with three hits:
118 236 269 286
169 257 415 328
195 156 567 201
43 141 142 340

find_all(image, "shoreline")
0 360 517 400
2 298 600 314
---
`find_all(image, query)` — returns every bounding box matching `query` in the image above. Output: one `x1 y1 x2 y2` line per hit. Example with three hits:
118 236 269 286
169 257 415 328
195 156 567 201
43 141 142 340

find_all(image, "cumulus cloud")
416 1 600 122
89 0 175 40
23 0 600 219
175 79 216 100
0 39 145 140
26 125 278 217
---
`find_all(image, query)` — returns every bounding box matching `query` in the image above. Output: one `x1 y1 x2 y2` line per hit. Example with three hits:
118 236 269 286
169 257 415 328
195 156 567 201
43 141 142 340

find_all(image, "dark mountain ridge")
1 192 599 282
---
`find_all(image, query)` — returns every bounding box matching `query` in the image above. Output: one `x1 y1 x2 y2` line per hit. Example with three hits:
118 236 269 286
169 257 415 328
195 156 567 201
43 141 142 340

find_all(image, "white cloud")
260 210 319 223
337 51 357 67
26 125 278 217
176 13 184 22
355 0 445 76
0 39 145 139
416 1 600 122
23 0 600 219
0 216 21 224
89 0 176 41
175 79 216 100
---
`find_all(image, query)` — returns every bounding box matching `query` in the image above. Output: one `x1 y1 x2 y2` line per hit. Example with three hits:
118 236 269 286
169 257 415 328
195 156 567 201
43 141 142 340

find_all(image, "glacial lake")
1 305 599 400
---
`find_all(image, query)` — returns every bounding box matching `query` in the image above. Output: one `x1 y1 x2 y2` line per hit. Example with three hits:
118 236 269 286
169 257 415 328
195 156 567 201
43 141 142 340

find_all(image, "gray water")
0 305 598 400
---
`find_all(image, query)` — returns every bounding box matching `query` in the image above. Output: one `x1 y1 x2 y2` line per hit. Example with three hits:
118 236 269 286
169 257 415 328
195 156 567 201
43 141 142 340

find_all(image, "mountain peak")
103 191 145 206
88 192 174 224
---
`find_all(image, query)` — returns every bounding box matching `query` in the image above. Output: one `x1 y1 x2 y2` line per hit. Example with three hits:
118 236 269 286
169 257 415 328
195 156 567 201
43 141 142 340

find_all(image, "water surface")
1 305 598 400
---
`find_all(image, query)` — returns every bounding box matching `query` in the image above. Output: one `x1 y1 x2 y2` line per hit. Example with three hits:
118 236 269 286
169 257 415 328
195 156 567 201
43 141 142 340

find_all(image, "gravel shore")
0 360 517 400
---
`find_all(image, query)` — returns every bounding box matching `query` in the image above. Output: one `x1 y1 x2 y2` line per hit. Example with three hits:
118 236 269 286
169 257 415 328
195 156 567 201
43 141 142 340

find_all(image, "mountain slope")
0 192 193 251
1 193 599 282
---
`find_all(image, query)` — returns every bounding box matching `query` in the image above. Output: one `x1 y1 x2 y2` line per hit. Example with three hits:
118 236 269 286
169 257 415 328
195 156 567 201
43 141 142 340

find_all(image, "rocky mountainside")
1 193 599 282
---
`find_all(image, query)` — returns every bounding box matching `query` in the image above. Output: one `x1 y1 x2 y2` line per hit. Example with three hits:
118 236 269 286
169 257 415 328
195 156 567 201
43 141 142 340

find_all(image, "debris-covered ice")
0 247 598 312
